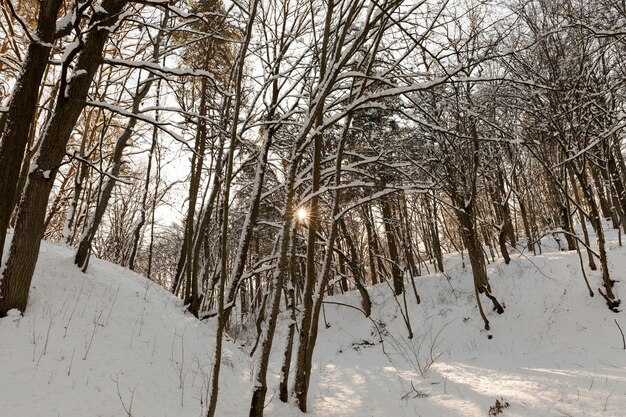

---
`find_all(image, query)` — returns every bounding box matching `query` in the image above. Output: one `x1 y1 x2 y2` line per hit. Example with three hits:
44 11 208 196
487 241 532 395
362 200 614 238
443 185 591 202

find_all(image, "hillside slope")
1 228 625 417
0 238 251 417
301 230 626 417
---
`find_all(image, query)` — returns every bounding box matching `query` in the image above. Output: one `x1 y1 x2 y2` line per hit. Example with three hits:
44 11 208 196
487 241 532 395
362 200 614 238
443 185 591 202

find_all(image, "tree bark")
428 193 445 272
0 0 129 317
608 142 626 232
279 224 298 402
338 218 371 316
0 0 63 264
223 54 282 322
249 151 299 417
573 166 620 311
380 194 403 295
291 130 323 413
363 206 380 284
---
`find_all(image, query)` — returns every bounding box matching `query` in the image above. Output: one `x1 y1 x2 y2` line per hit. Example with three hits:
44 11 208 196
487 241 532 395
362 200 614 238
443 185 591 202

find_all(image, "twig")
37 304 54 366
105 285 120 326
66 152 134 185
68 346 76 376
401 381 428 400
64 280 84 338
604 390 614 411
614 319 626 349
112 373 139 417
84 308 104 360
4 0 38 44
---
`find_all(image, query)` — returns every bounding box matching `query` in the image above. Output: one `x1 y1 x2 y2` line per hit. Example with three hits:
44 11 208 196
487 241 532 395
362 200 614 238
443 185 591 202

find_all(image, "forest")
0 0 625 416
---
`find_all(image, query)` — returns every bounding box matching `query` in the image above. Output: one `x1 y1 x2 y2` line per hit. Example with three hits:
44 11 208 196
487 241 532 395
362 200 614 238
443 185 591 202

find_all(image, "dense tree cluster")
0 0 625 415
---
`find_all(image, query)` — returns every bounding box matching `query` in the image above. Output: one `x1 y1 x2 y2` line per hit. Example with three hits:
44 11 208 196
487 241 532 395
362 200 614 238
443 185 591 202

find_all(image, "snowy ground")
1 227 626 417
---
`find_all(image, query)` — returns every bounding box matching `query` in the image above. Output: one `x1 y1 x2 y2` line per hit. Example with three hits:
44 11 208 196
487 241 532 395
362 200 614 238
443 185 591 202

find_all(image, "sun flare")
296 207 309 222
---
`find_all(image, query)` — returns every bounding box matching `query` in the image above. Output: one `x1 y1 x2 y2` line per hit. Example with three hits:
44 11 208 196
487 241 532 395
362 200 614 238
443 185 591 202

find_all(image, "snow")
0 238 248 417
93 5 107 15
60 39 81 66
95 10 132 33
55 10 75 35
1 226 626 416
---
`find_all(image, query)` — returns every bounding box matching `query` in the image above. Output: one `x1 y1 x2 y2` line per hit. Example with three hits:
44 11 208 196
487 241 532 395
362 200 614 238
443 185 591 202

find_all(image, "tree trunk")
363 206 380 284
0 0 129 317
291 130 323 413
573 166 620 311
223 56 282 322
249 150 299 417
75 75 154 270
486 175 511 264
516 187 534 253
455 198 504 318
338 218 371 316
380 194 403 295
63 108 99 245
209 2 259 414
608 143 626 233
398 194 420 279
279 225 298 402
0 0 63 264
181 85 208 310
458 203 489 291
428 193 445 272
591 165 613 221
569 170 597 271
126 122 157 271
293 108 352 413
